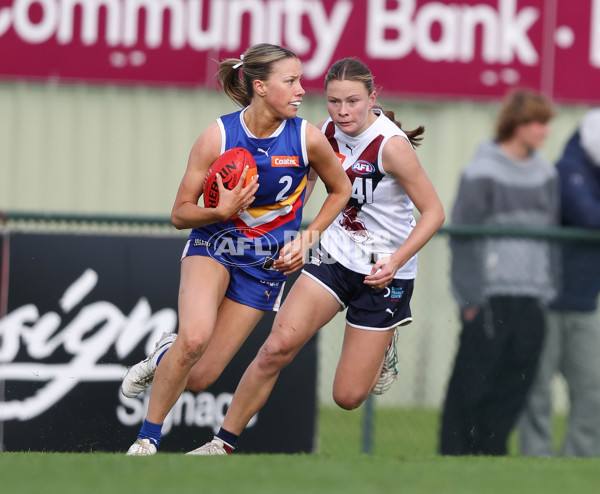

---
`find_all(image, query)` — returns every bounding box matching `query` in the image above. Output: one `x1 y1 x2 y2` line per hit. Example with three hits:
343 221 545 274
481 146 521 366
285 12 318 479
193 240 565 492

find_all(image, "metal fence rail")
4 210 600 241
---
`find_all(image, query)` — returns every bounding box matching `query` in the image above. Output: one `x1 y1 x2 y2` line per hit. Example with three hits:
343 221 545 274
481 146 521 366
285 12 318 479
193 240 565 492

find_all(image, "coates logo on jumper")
271 156 299 167
352 161 375 175
208 227 279 267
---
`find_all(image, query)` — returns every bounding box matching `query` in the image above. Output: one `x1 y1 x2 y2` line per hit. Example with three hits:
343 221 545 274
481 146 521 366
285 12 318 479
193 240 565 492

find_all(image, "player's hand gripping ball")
203 147 258 217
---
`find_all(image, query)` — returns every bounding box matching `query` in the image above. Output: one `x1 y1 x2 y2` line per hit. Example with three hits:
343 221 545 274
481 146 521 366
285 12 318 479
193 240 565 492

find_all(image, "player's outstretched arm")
364 136 445 289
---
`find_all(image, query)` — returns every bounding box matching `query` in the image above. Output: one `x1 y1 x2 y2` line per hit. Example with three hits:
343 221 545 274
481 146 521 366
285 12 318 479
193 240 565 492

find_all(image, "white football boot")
126 438 158 456
373 328 399 395
186 439 229 456
121 332 177 398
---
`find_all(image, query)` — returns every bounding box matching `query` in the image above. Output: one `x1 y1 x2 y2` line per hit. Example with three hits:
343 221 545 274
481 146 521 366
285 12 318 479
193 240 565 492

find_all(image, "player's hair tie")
233 54 244 70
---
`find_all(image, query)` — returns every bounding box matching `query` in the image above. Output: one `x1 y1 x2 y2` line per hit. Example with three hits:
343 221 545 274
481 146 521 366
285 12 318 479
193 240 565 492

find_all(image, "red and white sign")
0 0 599 102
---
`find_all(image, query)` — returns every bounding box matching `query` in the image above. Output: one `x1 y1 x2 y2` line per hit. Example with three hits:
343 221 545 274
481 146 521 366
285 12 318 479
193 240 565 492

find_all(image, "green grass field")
318 406 561 457
2 408 599 494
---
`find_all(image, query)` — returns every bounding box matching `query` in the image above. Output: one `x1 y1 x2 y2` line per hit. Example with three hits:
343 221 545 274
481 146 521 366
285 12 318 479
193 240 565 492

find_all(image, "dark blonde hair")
218 43 299 108
324 58 425 147
495 89 555 142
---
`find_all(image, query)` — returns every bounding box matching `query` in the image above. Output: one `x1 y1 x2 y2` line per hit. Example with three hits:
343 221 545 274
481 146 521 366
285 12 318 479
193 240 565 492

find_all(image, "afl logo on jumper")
352 161 375 175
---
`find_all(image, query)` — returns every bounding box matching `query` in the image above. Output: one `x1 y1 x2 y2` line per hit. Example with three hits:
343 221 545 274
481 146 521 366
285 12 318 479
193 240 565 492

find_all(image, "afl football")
203 147 258 210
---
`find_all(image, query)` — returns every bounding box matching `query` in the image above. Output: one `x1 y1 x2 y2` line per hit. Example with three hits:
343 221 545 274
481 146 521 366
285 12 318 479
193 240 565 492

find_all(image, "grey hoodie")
450 139 560 308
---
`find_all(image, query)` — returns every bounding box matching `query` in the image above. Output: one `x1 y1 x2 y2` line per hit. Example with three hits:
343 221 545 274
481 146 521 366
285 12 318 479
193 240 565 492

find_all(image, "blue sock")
137 419 163 447
215 427 238 452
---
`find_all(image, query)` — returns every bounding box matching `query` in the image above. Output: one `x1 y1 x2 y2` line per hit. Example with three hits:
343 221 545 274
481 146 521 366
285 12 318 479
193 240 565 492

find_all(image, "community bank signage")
0 0 599 102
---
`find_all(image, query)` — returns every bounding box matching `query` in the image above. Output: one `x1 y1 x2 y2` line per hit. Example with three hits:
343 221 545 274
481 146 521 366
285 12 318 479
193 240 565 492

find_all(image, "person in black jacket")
519 108 600 457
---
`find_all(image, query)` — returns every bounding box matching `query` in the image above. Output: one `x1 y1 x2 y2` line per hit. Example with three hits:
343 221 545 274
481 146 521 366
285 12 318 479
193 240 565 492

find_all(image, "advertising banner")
0 232 317 453
0 0 599 102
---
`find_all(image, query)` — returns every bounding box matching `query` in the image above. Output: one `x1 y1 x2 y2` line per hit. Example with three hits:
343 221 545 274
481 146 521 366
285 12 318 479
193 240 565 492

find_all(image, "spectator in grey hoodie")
440 89 559 455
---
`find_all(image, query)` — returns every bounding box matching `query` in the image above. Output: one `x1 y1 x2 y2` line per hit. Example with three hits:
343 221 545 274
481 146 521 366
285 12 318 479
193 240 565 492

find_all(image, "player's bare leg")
333 325 394 409
145 257 229 423
187 273 340 454
186 298 265 392
127 256 261 455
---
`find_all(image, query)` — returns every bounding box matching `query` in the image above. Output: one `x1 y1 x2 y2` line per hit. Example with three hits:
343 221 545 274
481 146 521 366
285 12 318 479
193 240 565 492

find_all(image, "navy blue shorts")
302 257 413 331
182 239 285 311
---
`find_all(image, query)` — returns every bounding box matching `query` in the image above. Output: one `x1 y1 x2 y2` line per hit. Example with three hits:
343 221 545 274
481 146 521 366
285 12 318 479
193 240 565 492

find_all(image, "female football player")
123 43 351 455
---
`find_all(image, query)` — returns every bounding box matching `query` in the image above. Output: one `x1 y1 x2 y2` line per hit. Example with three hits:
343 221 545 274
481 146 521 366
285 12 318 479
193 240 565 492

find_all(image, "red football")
203 147 258 210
